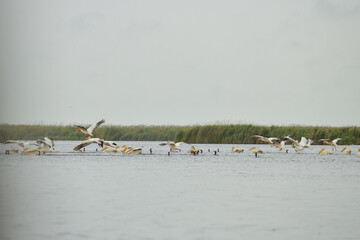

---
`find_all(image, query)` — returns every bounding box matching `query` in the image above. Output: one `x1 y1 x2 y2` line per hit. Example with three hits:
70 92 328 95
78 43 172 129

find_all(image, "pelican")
340 147 351 155
232 146 244 153
271 139 287 151
188 145 200 155
101 146 121 153
37 137 55 152
283 135 305 152
74 119 105 138
319 138 342 151
125 147 142 155
319 148 332 155
5 140 39 149
21 147 41 156
160 140 185 151
249 147 264 154
73 138 104 152
8 146 19 153
299 137 313 149
251 135 280 147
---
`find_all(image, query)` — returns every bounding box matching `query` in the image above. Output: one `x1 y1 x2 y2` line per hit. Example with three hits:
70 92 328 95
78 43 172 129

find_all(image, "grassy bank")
0 124 359 145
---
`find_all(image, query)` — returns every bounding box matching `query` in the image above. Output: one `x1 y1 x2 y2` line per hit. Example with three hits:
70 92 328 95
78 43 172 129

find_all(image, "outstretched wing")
87 119 105 135
332 138 342 144
73 140 93 151
175 142 184 147
74 125 88 132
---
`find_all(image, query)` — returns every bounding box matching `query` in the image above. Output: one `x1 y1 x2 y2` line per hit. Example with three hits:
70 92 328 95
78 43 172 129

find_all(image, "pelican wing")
332 138 342 144
174 142 184 147
87 119 105 135
73 140 94 152
74 125 88 131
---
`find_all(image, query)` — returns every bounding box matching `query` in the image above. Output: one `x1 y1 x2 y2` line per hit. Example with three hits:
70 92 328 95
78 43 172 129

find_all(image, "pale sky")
1 0 359 126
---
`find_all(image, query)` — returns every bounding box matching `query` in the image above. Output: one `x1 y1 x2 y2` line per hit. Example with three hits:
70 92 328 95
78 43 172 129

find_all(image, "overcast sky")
0 0 359 126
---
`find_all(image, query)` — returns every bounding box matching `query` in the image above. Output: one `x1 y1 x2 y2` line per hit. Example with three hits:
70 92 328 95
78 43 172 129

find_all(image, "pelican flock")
2 120 358 158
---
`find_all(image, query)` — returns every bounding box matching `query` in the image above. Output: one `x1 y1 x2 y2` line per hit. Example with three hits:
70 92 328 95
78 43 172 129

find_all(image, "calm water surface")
0 141 360 240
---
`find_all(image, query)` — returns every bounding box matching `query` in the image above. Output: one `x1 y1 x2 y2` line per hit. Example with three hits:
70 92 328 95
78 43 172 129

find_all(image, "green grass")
0 124 359 145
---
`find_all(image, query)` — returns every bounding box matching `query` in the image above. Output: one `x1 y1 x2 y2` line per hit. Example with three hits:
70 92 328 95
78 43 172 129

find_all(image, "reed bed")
0 124 359 145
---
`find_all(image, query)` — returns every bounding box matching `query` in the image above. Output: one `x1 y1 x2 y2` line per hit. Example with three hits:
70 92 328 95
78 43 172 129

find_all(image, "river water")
0 141 360 240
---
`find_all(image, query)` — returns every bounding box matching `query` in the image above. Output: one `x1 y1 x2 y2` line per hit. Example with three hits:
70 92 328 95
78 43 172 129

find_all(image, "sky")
0 0 359 126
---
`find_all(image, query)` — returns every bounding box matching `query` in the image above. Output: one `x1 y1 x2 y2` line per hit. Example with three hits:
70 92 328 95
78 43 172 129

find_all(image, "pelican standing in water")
249 147 264 157
341 147 351 155
319 148 332 155
74 119 105 138
232 146 244 153
319 138 342 151
188 146 200 155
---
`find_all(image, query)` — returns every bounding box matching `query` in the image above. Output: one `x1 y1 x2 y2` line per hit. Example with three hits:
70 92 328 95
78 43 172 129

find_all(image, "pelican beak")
37 147 43 150
249 147 256 151
85 136 91 140
341 147 347 152
101 147 108 151
319 148 325 154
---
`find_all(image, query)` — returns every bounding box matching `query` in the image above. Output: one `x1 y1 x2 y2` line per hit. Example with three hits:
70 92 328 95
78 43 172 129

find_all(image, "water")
1 141 360 240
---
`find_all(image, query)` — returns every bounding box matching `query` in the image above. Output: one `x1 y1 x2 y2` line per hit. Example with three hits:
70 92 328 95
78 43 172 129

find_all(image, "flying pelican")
21 147 42 156
318 138 342 151
160 140 185 151
37 137 55 152
73 138 104 152
283 135 309 152
341 147 351 155
251 135 279 147
74 119 105 138
299 137 313 149
232 146 244 153
188 145 200 155
271 139 288 151
319 148 332 155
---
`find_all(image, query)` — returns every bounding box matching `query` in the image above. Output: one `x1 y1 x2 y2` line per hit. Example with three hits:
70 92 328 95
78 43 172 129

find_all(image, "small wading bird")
37 137 55 153
318 138 342 151
249 147 264 157
74 119 105 138
319 148 332 155
232 146 244 153
341 147 351 155
73 138 104 152
251 135 279 147
159 140 185 152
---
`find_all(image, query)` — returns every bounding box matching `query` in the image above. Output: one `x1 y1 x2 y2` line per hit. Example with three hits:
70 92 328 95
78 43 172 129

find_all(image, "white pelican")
188 145 200 155
251 135 279 146
271 139 287 151
232 146 244 153
299 137 313 149
74 119 105 138
341 147 351 155
101 146 121 153
319 138 342 151
319 148 332 155
283 136 305 152
160 140 185 151
21 147 42 156
37 137 55 152
5 140 39 149
8 146 19 153
73 138 104 152
125 147 142 155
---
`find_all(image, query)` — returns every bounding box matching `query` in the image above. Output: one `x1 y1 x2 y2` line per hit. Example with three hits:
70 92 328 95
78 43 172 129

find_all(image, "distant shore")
0 124 359 145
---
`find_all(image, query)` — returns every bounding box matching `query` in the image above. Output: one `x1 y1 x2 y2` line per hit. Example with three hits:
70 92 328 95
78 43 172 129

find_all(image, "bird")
357 149 360 158
73 138 104 152
319 148 332 155
160 140 185 151
188 145 200 155
101 146 121 153
74 119 105 138
21 147 42 156
251 135 280 147
249 147 264 157
124 147 142 155
299 137 313 149
341 147 351 155
36 137 55 152
232 146 244 153
283 135 309 152
5 140 39 149
318 138 342 151
103 141 117 147
271 139 287 151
